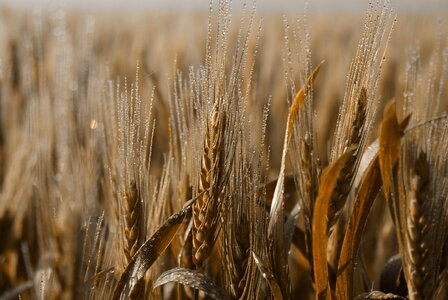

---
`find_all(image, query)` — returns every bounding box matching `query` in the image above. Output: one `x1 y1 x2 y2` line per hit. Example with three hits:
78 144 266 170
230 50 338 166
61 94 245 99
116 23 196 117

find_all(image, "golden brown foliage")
0 1 447 300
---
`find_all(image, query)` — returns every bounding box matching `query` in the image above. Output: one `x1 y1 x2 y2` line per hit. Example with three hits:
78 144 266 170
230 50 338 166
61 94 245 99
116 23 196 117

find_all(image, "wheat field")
0 1 447 299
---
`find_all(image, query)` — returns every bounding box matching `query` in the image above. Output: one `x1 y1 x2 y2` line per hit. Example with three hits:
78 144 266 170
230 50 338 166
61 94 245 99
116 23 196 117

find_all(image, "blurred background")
0 0 446 169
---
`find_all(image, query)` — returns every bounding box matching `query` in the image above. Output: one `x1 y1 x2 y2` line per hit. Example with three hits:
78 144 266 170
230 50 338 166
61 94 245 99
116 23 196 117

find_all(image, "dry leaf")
267 61 323 298
353 140 379 191
252 252 283 300
0 281 33 300
153 268 229 300
260 174 297 213
336 156 382 299
378 100 410 199
354 291 406 299
112 196 198 299
312 147 355 300
286 60 324 144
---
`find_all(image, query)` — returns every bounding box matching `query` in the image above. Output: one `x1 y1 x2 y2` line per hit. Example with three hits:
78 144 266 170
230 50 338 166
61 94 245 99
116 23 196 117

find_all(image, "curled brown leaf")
112 196 199 300
312 147 356 300
153 268 229 300
336 156 382 299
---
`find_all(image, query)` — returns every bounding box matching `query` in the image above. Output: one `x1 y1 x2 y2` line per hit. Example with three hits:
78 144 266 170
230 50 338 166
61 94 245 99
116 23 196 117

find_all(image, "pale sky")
0 0 447 13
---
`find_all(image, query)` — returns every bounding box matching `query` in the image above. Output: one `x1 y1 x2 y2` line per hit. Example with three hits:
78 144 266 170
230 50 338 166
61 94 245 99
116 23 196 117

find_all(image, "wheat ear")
328 87 367 231
123 180 143 262
122 180 145 299
192 105 225 268
405 152 431 298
